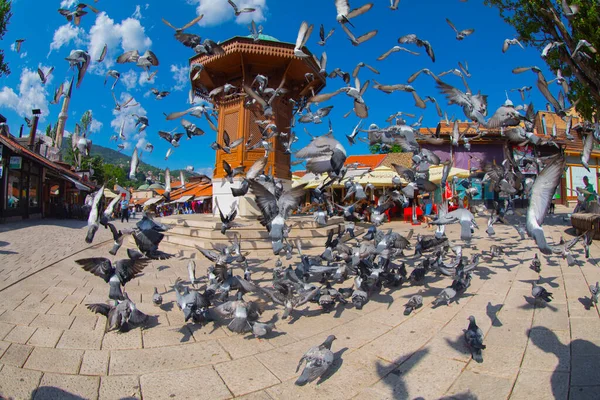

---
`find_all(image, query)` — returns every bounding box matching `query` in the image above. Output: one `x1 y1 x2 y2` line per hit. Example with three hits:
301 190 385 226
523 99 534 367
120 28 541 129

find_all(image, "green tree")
369 143 403 154
81 155 105 184
103 163 128 188
484 0 600 120
80 110 93 137
0 0 12 77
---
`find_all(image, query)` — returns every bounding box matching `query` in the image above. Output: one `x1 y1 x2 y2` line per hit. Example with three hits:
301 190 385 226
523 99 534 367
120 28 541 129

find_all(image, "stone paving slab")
0 208 599 399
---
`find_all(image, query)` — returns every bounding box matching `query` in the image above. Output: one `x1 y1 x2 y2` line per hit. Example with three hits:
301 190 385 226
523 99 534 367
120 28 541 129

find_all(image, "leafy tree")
80 110 93 137
369 143 403 154
484 0 600 120
103 163 127 188
81 155 105 184
45 123 58 146
0 0 12 77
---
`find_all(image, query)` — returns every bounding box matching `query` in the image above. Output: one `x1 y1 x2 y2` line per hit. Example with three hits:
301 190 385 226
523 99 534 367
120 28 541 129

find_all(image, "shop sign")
9 156 22 170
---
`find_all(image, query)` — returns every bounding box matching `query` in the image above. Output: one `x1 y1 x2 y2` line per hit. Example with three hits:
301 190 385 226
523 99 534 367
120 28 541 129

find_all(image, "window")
7 170 20 209
29 174 39 208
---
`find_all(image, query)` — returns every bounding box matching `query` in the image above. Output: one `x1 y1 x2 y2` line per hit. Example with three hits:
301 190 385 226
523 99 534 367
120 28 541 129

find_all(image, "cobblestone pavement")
0 208 598 399
0 217 136 291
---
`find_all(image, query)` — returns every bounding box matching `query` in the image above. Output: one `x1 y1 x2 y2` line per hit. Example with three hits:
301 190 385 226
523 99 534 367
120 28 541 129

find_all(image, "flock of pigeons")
15 0 599 387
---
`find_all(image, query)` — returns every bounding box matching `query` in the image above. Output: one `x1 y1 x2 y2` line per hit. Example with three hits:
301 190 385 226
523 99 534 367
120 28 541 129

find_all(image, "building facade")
0 128 94 222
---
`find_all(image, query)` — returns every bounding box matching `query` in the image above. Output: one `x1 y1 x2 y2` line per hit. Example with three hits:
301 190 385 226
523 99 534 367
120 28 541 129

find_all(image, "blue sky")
0 0 559 176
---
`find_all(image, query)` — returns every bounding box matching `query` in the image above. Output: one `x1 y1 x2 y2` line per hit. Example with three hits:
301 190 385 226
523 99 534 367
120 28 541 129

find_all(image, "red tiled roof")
344 154 386 169
292 171 307 178
169 181 212 201
0 134 95 190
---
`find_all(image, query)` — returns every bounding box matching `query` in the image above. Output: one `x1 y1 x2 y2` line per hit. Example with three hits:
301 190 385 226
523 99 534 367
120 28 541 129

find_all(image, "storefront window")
29 175 39 208
7 170 20 209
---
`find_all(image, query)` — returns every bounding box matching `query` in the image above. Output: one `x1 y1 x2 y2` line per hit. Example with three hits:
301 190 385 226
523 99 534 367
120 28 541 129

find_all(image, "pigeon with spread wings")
76 249 149 301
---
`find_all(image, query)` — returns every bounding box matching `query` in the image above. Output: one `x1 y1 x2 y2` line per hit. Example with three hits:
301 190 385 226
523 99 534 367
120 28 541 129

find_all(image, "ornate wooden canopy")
189 35 326 180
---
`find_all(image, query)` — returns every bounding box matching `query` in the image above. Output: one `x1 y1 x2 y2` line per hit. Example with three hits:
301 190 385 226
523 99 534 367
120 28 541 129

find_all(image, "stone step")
160 233 336 251
159 215 346 231
130 215 365 252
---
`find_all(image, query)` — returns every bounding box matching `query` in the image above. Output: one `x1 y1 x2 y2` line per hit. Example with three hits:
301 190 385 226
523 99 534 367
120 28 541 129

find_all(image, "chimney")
546 103 552 112
19 124 23 138
0 113 7 137
28 109 41 150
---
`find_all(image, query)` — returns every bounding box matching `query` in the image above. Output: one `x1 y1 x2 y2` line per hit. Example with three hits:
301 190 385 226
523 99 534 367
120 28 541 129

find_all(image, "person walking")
120 193 130 223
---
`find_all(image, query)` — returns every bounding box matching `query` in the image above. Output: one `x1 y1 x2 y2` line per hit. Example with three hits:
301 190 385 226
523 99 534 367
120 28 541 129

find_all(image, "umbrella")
428 165 470 184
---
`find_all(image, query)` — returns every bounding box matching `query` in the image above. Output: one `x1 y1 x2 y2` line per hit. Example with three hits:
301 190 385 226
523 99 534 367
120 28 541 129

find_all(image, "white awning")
144 197 163 206
61 174 91 191
176 195 193 203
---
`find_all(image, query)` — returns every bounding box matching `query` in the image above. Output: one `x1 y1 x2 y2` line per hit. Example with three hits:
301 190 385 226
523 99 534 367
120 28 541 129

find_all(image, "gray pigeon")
464 315 486 363
532 282 553 304
86 293 147 332
188 260 198 286
404 294 423 315
590 282 599 305
174 278 211 323
250 314 278 338
76 249 149 300
530 254 541 273
433 287 457 306
152 287 162 306
295 335 336 386
213 292 264 333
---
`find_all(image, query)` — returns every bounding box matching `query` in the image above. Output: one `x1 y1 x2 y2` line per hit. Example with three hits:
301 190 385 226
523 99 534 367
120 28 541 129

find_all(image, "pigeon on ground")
532 281 553 304
213 292 265 333
530 254 541 273
433 287 457 306
404 294 423 315
152 288 162 306
295 335 337 386
174 278 211 323
86 293 147 332
590 282 599 305
188 260 198 286
254 282 320 319
250 315 278 338
464 316 486 363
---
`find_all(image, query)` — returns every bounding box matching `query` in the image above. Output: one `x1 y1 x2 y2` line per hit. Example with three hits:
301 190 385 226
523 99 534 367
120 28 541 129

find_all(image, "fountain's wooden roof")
189 36 325 97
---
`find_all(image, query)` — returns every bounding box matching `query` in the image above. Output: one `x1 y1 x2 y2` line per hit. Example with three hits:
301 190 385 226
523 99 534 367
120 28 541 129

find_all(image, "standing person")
120 193 130 223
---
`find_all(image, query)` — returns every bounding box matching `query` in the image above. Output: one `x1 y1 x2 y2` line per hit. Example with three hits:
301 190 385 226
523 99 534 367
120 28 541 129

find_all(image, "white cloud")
170 64 189 91
48 23 86 56
110 92 147 150
20 52 28 59
10 43 15 51
138 70 156 87
132 5 143 20
59 0 77 8
145 3 150 9
121 70 138 90
90 119 103 133
87 12 152 75
190 0 267 26
0 67 52 122
135 136 147 150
